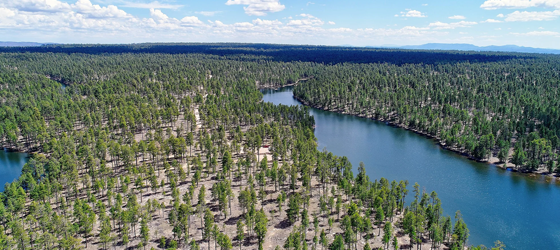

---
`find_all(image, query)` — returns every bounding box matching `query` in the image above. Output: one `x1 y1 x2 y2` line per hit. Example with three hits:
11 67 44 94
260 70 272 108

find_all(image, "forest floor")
71 106 448 250
84 158 443 250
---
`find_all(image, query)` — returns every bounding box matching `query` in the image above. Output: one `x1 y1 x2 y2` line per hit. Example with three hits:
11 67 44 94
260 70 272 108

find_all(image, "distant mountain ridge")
0 42 48 47
2 41 559 55
375 43 560 54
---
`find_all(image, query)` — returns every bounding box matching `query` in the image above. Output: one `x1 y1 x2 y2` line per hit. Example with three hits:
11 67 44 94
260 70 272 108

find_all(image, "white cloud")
330 27 352 32
73 0 129 19
287 13 324 26
225 0 285 16
505 10 560 21
233 22 254 31
422 3 428 6
401 26 430 31
511 30 560 36
3 0 555 47
482 18 503 22
252 18 282 25
0 0 140 32
400 9 427 17
145 8 205 29
181 16 203 26
150 8 168 21
428 21 477 29
449 15 466 19
497 13 505 17
0 7 16 17
214 20 226 27
210 18 285 34
481 0 560 10
121 1 183 9
4 0 72 13
196 11 222 16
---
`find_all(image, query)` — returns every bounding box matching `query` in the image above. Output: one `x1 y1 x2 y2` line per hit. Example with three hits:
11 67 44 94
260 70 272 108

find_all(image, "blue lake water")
262 86 560 250
0 149 28 192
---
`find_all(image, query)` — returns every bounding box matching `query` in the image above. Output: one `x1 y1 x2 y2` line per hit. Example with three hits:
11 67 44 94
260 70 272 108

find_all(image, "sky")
1 0 560 49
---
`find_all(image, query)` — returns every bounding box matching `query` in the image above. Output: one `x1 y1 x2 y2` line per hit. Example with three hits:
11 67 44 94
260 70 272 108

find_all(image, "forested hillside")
0 44 522 250
293 53 560 173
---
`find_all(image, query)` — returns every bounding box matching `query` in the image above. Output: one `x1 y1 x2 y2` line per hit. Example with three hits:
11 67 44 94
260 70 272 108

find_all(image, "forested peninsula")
0 44 527 250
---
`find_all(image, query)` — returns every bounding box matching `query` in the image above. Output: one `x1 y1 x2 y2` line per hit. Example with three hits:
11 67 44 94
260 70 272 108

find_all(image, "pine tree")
99 218 112 250
141 218 149 250
237 220 245 250
382 222 393 249
255 209 268 250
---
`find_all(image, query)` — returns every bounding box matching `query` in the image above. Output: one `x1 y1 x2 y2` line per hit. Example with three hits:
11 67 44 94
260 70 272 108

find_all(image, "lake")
0 149 28 192
262 86 560 250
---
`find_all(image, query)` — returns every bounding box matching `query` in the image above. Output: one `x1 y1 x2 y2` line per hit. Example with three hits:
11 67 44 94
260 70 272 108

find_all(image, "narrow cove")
262 86 560 250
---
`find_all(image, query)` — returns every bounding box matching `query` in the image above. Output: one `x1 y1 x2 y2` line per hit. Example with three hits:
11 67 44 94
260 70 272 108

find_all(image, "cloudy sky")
1 0 559 48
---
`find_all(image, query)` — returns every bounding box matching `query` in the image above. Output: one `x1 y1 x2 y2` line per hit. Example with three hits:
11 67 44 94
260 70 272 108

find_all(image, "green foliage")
329 234 344 250
204 208 214 245
0 44 481 250
254 209 268 250
287 192 301 225
382 222 393 249
292 51 560 170
237 220 245 250
452 212 470 249
141 218 149 249
284 230 302 250
218 232 232 250
98 218 112 249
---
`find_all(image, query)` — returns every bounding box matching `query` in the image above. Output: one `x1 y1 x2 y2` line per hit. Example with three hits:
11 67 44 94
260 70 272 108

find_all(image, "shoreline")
286 93 559 181
259 84 497 169
2 146 39 155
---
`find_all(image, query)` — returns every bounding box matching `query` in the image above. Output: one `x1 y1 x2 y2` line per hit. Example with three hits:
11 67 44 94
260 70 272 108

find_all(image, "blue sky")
1 0 559 49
